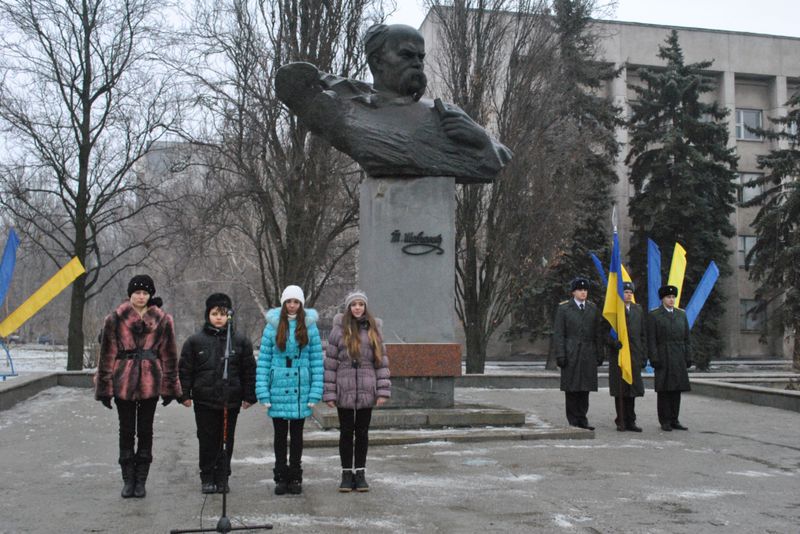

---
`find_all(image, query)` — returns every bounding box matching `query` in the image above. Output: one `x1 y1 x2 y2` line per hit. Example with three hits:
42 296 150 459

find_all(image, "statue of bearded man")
275 24 512 184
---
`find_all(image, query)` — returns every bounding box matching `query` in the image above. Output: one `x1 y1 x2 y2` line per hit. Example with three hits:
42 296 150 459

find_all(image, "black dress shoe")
616 424 626 432
625 424 643 432
660 424 672 431
671 423 688 431
579 423 595 431
201 482 216 494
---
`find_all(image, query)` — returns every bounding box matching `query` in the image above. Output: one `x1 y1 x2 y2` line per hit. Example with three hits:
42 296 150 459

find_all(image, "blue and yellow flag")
0 257 85 337
602 232 632 385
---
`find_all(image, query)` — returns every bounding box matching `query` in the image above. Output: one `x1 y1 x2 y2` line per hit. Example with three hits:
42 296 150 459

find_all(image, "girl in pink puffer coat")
323 290 391 492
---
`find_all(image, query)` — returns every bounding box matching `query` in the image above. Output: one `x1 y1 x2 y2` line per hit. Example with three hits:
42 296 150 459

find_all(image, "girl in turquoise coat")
255 285 323 495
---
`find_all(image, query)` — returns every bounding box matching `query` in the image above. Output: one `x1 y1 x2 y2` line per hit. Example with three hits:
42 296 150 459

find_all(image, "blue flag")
589 252 608 287
647 238 661 311
685 261 720 329
0 229 20 309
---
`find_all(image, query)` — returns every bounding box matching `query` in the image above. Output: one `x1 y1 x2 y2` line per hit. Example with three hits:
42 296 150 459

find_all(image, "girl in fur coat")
323 290 391 492
255 285 323 495
94 274 182 499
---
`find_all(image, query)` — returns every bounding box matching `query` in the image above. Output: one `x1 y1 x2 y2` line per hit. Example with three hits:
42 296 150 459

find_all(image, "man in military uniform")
552 277 605 430
647 285 692 431
608 281 646 432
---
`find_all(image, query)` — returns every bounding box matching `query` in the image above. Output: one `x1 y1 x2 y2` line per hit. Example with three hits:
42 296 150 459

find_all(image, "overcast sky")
387 1 800 38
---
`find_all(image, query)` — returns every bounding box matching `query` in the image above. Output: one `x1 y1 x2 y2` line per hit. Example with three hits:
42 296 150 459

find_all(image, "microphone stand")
171 310 272 533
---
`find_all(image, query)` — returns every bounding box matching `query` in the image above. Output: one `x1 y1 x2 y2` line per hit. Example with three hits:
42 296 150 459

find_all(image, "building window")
738 173 764 204
737 235 757 268
740 299 766 331
736 109 763 140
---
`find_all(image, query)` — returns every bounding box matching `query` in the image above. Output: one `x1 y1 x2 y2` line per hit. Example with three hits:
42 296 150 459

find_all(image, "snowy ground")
0 344 70 377
1 385 799 533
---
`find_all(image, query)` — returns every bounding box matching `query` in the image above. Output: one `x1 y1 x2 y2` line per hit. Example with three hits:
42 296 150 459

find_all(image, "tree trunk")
464 321 486 374
66 275 87 371
793 321 800 372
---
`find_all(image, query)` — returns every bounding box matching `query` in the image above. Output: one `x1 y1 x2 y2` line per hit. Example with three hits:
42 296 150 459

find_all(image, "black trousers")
272 418 305 469
337 407 373 469
115 397 158 462
193 404 240 481
565 391 590 427
657 391 682 425
613 396 637 427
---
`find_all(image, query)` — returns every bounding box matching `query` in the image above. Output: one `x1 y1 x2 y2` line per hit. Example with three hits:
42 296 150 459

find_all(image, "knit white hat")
280 285 305 306
344 289 368 309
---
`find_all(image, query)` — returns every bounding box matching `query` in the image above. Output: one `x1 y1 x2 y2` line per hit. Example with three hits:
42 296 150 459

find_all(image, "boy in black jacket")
179 293 256 493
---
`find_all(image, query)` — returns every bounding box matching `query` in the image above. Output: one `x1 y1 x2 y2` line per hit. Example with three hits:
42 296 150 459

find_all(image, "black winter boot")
338 469 353 493
119 450 136 499
214 471 230 494
133 450 152 498
353 468 369 492
273 466 289 495
200 473 216 494
288 466 303 495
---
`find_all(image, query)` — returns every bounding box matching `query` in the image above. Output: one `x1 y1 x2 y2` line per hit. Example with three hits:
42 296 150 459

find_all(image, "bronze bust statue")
275 24 512 184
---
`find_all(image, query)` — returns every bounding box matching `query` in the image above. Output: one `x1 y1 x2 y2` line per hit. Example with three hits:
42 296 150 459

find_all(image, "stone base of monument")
311 342 544 437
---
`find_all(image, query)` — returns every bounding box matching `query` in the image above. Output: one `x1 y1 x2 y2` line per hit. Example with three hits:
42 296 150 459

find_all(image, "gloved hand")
614 341 623 350
556 358 566 369
263 402 272 411
686 360 693 369
161 396 175 406
99 397 113 410
597 357 605 366
307 403 316 408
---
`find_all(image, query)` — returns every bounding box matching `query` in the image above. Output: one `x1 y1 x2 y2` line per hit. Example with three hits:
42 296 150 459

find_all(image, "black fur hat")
205 293 232 318
127 274 155 297
570 277 590 292
658 285 678 299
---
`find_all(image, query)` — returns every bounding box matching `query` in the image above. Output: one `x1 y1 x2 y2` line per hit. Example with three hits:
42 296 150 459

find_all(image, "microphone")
227 309 235 319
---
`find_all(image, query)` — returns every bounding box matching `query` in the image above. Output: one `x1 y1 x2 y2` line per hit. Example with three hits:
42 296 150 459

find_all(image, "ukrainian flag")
602 232 632 384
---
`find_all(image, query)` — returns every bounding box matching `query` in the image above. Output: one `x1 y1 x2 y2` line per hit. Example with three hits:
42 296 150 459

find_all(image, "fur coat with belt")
95 301 182 401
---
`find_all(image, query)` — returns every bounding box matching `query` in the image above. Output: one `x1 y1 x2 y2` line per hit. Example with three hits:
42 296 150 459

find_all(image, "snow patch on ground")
232 513 417 532
726 470 775 478
510 473 544 483
462 458 497 466
552 513 591 528
647 489 746 501
1 346 69 376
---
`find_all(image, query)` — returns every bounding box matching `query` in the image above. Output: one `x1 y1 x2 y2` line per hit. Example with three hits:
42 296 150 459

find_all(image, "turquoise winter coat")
255 308 323 419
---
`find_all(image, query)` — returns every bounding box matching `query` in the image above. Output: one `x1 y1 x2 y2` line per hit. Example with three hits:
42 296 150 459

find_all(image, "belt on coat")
117 349 157 361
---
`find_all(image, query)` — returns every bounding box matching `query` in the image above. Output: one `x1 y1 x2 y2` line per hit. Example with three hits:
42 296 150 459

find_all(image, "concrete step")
312 402 526 430
303 423 593 447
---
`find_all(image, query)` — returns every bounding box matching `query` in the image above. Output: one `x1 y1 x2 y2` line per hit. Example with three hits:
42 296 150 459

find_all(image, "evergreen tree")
509 0 621 357
626 30 738 370
744 90 800 370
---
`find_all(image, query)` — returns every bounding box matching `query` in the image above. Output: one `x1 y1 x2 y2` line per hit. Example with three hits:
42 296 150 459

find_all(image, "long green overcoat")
552 300 604 392
608 302 646 398
647 307 692 392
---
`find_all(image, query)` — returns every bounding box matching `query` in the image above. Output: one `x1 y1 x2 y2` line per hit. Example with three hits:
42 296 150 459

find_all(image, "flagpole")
612 205 625 427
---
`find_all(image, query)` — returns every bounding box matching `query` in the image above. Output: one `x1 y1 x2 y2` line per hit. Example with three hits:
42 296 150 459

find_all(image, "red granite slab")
386 343 462 377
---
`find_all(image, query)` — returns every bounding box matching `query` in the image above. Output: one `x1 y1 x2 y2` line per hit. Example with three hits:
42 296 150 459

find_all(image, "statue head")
364 24 427 101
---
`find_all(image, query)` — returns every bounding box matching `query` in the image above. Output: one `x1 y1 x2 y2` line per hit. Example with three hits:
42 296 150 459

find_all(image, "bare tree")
427 1 612 372
0 0 184 369
170 0 392 309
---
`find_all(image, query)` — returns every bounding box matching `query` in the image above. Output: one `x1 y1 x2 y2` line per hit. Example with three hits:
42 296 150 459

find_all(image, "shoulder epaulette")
559 300 569 305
